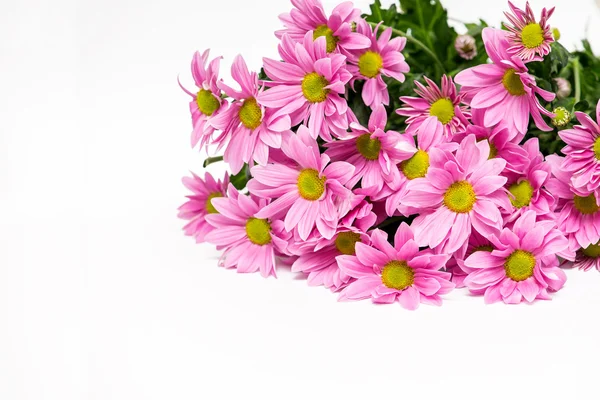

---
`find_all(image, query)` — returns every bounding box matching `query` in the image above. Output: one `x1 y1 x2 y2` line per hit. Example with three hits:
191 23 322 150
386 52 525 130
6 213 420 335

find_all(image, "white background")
2 0 600 399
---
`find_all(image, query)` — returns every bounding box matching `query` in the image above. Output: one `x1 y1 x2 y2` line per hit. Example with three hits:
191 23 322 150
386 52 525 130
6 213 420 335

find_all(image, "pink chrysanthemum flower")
204 185 288 278
502 138 554 222
455 28 555 139
276 0 370 54
446 230 496 288
464 210 570 304
402 135 508 254
346 20 409 108
210 55 292 174
259 32 353 141
324 105 413 195
504 1 555 62
178 172 229 243
291 227 370 291
570 243 600 272
397 75 470 139
337 225 454 310
179 50 224 149
545 154 600 252
558 100 600 197
248 125 355 240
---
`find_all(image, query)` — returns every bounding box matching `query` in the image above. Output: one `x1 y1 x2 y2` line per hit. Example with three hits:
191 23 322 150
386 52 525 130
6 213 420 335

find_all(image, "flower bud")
455 35 477 60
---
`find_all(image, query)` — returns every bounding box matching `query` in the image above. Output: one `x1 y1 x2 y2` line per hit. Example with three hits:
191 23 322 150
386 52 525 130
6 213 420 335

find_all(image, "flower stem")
368 21 446 74
573 57 582 103
203 156 223 168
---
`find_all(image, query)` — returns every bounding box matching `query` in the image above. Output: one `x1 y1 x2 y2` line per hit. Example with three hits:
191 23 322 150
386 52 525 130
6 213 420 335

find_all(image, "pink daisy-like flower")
570 243 600 272
558 100 600 197
504 1 555 62
210 55 292 174
346 20 409 108
402 134 508 254
397 75 470 139
248 125 355 240
204 185 288 278
276 0 370 54
178 171 229 243
179 50 224 149
464 210 570 304
291 227 370 291
259 32 353 141
545 154 600 252
337 224 454 310
446 230 496 288
324 105 413 195
455 28 555 139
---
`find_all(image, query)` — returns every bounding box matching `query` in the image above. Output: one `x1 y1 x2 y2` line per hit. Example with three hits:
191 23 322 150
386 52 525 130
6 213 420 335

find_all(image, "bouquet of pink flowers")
178 0 600 309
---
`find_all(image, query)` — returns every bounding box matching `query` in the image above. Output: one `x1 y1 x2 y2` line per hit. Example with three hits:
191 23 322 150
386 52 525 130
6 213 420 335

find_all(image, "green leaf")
229 164 251 190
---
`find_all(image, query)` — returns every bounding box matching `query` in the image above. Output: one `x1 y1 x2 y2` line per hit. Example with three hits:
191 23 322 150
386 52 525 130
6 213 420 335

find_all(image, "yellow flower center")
335 232 362 255
196 89 220 116
238 97 262 130
502 68 526 96
205 193 223 214
313 24 339 53
504 249 536 282
358 51 383 79
508 180 534 209
399 150 430 180
301 72 330 103
381 260 414 291
582 242 600 258
551 106 571 128
297 168 326 201
443 181 476 213
574 194 599 215
593 137 600 160
429 98 455 125
245 218 272 246
356 134 382 160
521 23 545 49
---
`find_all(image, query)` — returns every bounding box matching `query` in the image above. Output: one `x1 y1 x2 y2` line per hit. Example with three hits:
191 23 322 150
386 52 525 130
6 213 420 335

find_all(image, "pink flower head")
210 55 292 174
178 171 229 243
179 50 224 149
558 100 600 197
504 1 555 62
248 125 355 240
545 154 600 252
337 224 454 310
324 105 413 195
204 185 288 278
464 210 571 304
347 20 409 108
259 32 353 141
397 75 470 139
402 135 509 254
276 0 370 54
455 28 555 139
502 138 554 222
570 243 600 272
291 227 370 291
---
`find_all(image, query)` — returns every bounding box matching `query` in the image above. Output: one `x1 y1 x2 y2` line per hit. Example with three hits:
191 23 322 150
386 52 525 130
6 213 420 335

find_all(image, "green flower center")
574 194 599 215
552 28 561 40
196 89 220 116
399 149 430 180
429 98 455 125
443 181 476 213
593 137 600 160
238 97 262 130
297 168 326 201
504 249 536 282
313 24 339 53
502 68 526 96
551 106 571 128
301 72 330 103
508 180 534 209
521 23 545 49
356 134 382 160
358 51 383 78
335 232 362 255
245 218 272 246
205 193 223 214
381 260 414 291
582 242 600 258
